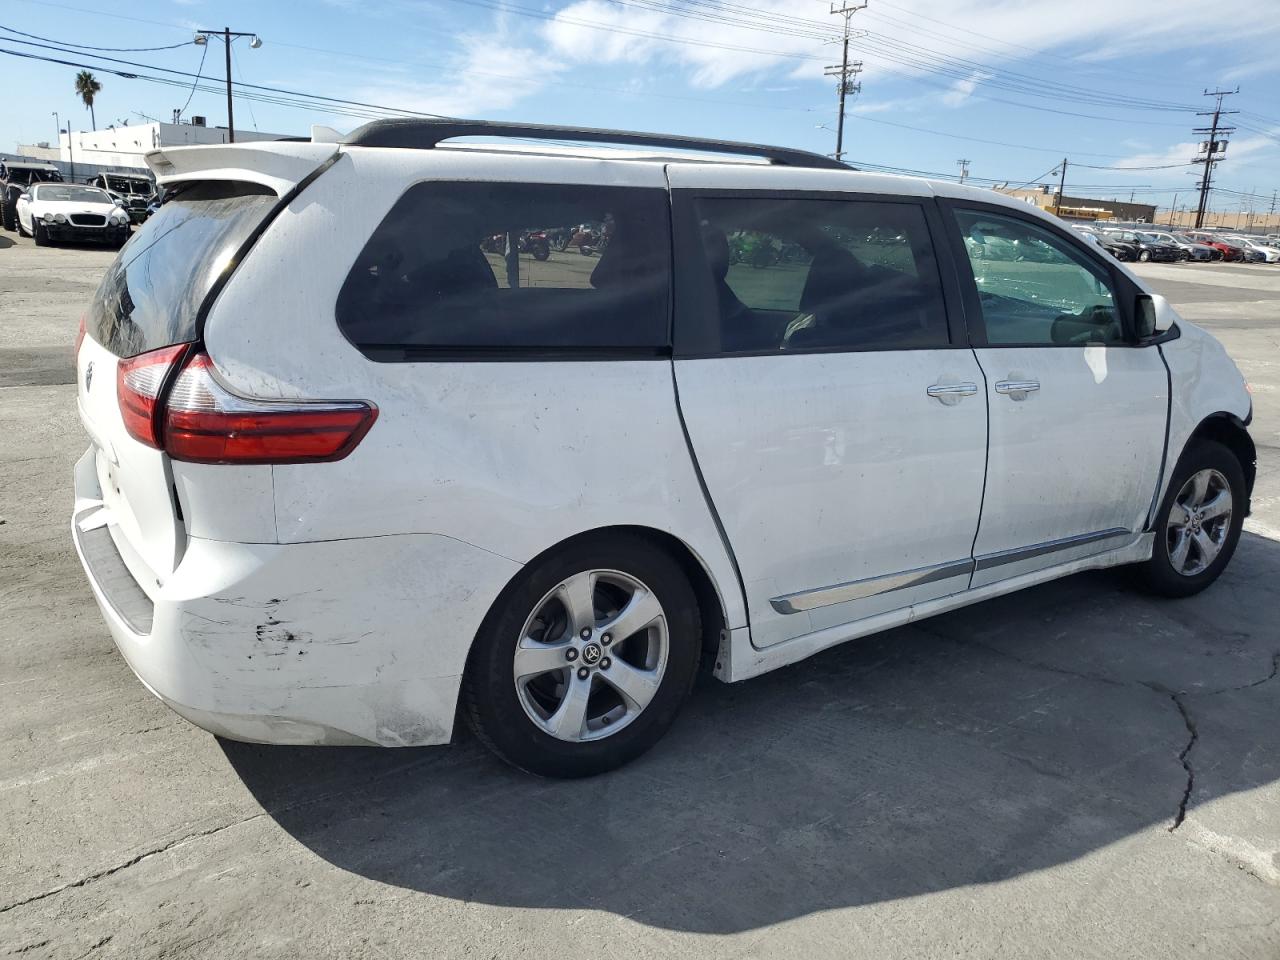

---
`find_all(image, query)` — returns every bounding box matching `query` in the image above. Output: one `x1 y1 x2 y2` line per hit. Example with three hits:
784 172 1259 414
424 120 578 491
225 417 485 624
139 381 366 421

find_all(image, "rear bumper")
71 447 521 747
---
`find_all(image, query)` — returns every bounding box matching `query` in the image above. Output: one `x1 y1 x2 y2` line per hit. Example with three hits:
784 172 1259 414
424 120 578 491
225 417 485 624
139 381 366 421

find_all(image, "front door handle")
927 382 979 406
995 379 1041 400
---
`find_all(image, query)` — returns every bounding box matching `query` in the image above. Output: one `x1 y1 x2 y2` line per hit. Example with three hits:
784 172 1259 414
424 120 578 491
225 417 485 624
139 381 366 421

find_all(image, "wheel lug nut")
600 657 611 670
565 648 578 662
577 667 589 680
601 634 612 646
580 628 591 639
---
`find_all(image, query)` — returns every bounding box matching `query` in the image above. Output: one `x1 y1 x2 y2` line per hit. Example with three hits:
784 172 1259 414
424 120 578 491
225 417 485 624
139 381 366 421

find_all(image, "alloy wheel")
513 569 669 742
1166 468 1233 576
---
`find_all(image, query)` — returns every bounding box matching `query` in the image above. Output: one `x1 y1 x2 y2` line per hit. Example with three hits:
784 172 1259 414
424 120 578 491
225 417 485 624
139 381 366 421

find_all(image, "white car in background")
1224 236 1280 263
15 182 131 248
72 123 1256 777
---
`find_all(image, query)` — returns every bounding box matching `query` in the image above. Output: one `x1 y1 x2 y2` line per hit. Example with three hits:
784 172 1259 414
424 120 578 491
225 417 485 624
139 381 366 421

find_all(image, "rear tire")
16 216 29 238
463 533 701 778
1134 439 1245 598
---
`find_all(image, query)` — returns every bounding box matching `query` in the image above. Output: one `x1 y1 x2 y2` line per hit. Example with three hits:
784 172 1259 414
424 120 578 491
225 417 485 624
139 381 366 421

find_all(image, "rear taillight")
116 348 376 463
117 344 187 448
74 314 86 357
162 353 376 464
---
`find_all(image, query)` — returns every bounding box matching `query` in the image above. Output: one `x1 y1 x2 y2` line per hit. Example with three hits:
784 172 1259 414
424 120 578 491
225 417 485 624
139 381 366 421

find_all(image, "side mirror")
1135 293 1175 339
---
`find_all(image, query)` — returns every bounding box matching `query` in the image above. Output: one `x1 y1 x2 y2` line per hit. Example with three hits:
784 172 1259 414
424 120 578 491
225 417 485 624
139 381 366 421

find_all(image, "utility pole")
956 159 970 184
1169 192 1178 227
824 1 867 164
193 27 262 144
1055 157 1068 215
1192 87 1238 229
62 126 75 181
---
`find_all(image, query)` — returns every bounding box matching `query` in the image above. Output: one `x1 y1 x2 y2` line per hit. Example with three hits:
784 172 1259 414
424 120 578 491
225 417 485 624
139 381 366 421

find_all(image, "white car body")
71 132 1255 757
1225 237 1280 263
17 183 130 244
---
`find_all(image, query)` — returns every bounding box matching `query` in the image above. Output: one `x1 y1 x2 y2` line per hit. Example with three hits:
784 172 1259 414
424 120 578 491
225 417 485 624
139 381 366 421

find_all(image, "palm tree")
74 70 102 130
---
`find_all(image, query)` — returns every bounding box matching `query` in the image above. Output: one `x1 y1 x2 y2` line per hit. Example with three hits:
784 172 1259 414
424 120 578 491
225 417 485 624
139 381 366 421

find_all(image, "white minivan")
72 121 1255 776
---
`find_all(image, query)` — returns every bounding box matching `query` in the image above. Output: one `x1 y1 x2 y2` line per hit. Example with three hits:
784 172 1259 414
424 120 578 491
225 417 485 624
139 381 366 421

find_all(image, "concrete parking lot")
1 233 1277 959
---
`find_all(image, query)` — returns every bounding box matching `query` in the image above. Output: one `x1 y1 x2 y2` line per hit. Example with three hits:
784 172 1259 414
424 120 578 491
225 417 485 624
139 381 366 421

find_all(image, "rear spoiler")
145 141 338 196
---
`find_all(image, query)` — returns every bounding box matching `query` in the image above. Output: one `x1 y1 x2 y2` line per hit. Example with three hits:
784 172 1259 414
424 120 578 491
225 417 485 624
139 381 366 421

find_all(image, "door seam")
966 346 992 590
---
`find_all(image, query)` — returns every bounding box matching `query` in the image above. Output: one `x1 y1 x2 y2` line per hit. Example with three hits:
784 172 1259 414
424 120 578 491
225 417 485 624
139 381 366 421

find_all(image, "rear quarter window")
87 181 276 358
336 181 672 358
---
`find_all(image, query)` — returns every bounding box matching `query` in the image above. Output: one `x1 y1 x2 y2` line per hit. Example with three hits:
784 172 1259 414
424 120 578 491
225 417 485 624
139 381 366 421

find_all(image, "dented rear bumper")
71 448 521 747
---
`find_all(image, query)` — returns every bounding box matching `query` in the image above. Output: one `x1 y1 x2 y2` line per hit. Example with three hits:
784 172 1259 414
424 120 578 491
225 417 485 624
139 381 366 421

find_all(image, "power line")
0 22 190 51
175 39 207 122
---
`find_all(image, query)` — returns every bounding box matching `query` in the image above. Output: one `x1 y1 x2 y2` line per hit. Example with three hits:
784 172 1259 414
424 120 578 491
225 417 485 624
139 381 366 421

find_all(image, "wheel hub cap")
1166 468 1231 577
512 569 669 743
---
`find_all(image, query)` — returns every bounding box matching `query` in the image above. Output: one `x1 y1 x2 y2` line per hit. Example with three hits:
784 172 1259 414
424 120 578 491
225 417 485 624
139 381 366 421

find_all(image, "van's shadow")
223 532 1280 933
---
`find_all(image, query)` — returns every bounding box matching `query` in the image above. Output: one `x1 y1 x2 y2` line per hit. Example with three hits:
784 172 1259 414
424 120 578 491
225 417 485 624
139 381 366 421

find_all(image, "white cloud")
941 71 990 107
535 0 1280 101
352 18 564 118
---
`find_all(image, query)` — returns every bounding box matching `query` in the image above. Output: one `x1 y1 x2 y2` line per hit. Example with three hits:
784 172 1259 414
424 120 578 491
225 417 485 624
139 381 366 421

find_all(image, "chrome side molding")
769 527 1137 615
974 527 1132 571
770 558 974 615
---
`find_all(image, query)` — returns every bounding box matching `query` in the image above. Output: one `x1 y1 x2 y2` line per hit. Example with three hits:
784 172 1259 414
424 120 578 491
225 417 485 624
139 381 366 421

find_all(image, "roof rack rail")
341 118 848 171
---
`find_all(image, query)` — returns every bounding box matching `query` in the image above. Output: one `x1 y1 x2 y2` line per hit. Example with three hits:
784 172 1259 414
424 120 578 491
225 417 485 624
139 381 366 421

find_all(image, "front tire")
32 221 48 246
463 534 701 778
1139 249 1152 262
1135 439 1245 598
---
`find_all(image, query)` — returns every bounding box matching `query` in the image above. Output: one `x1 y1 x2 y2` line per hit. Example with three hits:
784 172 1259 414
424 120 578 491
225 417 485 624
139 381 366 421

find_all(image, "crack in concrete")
0 752 457 917
1164 689 1198 832
912 621 1206 832
0 815 265 917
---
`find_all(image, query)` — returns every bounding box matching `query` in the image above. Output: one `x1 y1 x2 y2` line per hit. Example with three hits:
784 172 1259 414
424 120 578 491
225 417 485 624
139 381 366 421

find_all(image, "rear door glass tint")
336 182 671 357
680 196 949 354
87 181 277 358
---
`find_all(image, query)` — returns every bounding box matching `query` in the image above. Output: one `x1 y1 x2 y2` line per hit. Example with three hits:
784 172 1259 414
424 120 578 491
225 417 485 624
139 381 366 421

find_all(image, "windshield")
8 167 63 185
34 184 113 204
87 180 277 357
106 176 153 195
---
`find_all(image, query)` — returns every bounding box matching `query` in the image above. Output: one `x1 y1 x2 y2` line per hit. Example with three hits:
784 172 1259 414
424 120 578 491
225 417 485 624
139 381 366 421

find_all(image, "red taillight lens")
74 315 86 357
162 353 377 464
117 344 187 448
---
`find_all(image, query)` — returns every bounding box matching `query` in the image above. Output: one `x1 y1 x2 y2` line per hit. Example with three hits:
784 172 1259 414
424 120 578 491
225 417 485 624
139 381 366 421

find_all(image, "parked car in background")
72 121 1256 777
88 173 157 224
1094 231 1140 261
16 182 130 247
1102 229 1180 263
0 158 63 231
1071 225 1105 248
1140 230 1215 262
1187 232 1245 262
1223 236 1280 263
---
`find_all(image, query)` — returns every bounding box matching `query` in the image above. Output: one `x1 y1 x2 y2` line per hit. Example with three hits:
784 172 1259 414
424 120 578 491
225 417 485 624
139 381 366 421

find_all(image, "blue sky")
3 0 1279 217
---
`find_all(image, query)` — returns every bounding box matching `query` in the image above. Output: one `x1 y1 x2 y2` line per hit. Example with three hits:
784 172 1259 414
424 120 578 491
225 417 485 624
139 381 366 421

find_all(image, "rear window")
86 181 276 358
336 181 671 358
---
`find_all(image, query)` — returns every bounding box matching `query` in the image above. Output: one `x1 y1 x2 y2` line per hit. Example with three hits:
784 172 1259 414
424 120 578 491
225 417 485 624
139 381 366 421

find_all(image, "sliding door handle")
927 382 979 406
995 379 1040 400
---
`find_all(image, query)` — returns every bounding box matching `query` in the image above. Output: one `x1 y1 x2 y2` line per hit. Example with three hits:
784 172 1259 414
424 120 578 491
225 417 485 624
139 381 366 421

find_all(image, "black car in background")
1095 231 1140 261
1102 229 1181 263
87 173 156 224
0 159 63 231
